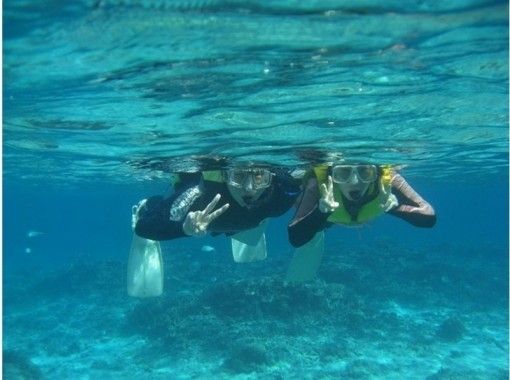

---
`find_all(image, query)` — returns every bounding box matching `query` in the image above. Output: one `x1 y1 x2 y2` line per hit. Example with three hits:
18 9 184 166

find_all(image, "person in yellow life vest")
287 164 436 248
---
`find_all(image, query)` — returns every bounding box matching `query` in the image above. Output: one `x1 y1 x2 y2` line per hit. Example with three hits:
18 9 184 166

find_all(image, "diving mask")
226 168 273 190
331 165 378 184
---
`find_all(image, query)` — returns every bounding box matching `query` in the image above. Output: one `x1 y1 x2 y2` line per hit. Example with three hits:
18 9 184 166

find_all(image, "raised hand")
319 176 339 213
182 194 230 236
379 181 399 212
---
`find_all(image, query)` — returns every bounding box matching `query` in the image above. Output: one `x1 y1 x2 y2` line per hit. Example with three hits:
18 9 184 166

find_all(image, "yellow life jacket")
169 171 219 187
168 173 182 187
202 170 224 183
313 164 394 225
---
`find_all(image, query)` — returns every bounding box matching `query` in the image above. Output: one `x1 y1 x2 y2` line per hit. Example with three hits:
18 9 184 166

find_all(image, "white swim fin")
127 234 164 297
127 200 164 297
286 231 324 283
230 220 268 263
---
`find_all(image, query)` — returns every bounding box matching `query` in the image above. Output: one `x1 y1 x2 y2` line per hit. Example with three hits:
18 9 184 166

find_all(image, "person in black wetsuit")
127 166 300 297
134 167 300 248
288 163 436 248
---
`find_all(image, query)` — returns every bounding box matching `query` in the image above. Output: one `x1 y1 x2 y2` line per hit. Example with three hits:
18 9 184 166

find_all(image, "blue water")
3 0 509 378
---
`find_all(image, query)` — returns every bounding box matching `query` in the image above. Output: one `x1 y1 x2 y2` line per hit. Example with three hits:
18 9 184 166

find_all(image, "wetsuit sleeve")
287 177 330 247
134 195 188 240
386 173 436 227
269 171 302 216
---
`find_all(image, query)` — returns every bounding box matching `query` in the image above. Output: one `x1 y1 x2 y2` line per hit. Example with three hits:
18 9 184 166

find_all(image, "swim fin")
127 233 164 297
127 200 164 297
230 220 268 263
285 231 324 283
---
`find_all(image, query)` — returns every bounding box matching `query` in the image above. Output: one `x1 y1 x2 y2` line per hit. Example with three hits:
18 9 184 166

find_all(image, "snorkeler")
286 163 436 282
128 166 300 297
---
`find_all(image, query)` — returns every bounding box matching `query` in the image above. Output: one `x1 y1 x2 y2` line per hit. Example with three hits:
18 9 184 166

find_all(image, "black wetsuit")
288 174 436 248
135 171 300 241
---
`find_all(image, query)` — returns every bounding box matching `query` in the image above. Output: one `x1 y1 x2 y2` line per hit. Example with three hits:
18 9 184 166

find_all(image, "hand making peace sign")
182 194 230 236
319 176 339 213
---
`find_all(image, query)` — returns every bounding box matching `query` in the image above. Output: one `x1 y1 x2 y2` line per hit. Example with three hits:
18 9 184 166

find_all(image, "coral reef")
221 341 270 374
436 316 466 342
4 242 508 378
28 261 125 299
2 350 42 380
125 275 368 371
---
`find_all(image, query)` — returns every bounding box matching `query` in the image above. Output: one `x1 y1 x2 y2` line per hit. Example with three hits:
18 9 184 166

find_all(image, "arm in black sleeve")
287 178 330 247
269 171 302 216
386 173 437 227
134 195 188 240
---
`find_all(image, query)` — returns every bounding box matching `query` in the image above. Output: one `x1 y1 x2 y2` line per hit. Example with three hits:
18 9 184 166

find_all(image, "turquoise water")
4 0 508 183
3 1 509 379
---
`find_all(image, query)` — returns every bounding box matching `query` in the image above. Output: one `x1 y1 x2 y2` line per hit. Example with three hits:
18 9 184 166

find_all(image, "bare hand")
380 182 399 212
319 176 339 213
183 194 230 236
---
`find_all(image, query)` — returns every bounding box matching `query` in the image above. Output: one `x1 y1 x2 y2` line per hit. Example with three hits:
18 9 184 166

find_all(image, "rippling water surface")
4 0 508 184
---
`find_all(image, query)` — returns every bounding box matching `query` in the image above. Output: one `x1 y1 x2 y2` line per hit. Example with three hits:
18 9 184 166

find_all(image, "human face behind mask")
331 164 378 201
225 168 273 207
